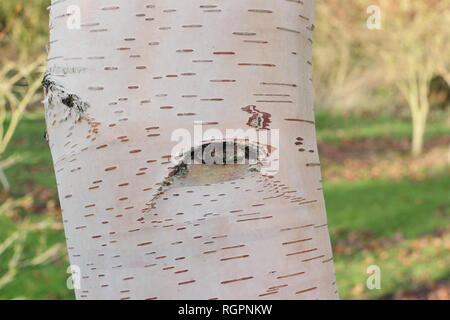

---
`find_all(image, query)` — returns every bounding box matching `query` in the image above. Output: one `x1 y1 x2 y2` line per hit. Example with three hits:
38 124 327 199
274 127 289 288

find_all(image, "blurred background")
0 0 449 300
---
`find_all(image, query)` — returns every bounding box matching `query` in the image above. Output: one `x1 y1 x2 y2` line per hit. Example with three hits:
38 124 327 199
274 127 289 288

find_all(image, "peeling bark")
42 74 90 122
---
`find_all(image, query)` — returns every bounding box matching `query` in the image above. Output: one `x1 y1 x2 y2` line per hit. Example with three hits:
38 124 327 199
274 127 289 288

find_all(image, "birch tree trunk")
44 0 338 300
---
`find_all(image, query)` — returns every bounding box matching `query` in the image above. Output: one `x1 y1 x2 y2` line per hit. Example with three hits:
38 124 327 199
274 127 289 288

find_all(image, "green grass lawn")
325 175 450 299
0 111 448 299
325 175 450 239
315 111 450 143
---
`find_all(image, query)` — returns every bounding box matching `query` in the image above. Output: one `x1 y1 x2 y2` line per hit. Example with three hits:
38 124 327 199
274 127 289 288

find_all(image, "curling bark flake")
43 74 90 122
44 0 338 300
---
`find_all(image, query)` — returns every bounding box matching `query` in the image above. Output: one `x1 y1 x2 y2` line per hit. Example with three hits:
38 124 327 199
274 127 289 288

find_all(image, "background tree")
314 1 377 112
0 57 45 189
0 0 48 190
368 0 450 156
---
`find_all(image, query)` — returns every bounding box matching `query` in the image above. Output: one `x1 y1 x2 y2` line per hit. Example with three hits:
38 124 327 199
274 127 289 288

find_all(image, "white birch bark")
44 0 338 300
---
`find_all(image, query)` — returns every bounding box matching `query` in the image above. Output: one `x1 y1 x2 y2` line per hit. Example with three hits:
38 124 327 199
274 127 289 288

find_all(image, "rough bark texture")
45 0 338 300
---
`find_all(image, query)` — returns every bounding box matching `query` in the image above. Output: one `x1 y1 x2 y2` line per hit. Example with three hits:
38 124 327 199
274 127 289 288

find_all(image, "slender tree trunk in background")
411 109 427 157
44 0 337 300
400 75 431 157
